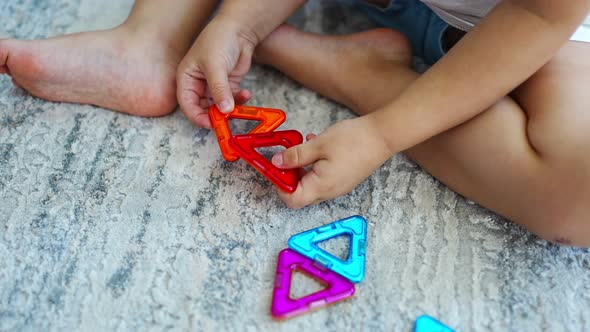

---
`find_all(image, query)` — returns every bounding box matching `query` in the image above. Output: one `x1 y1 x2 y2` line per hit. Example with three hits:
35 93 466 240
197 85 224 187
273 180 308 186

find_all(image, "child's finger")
193 113 212 128
177 68 210 128
234 89 252 105
199 97 211 110
278 165 326 209
272 140 322 169
177 87 210 128
203 59 234 113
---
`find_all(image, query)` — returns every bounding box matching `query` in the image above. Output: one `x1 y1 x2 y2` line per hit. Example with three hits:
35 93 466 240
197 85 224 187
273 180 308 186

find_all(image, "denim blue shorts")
356 0 450 65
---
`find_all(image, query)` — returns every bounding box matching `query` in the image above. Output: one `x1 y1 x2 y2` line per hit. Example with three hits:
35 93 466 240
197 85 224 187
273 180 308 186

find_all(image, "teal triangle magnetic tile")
288 216 367 283
414 315 455 332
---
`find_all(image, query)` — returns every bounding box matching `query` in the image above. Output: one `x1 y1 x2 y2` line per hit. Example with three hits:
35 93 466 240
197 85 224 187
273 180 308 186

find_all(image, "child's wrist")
364 113 397 159
215 8 268 47
207 14 260 53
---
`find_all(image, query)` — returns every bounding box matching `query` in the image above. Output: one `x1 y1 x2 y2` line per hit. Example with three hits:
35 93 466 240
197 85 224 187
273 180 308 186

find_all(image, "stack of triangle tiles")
271 215 455 330
271 215 368 320
208 105 302 193
208 105 455 330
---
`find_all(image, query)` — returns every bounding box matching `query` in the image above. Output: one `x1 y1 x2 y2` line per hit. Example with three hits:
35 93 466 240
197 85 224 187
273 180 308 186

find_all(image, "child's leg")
256 25 590 247
0 0 219 116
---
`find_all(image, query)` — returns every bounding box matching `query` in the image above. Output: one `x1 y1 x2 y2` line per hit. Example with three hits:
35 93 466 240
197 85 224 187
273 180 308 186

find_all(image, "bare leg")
255 26 412 113
257 25 590 246
0 0 219 116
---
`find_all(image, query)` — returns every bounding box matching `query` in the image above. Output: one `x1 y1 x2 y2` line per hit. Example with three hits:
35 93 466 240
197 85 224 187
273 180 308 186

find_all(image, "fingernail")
218 100 232 113
272 153 283 166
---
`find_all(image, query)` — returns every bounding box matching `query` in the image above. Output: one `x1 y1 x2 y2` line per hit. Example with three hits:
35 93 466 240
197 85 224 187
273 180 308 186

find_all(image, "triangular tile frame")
288 216 367 283
209 105 286 162
230 130 303 193
414 315 455 332
271 249 355 320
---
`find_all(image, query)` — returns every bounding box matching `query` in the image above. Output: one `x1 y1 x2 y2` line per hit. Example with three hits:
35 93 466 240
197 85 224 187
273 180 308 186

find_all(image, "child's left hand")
272 115 392 208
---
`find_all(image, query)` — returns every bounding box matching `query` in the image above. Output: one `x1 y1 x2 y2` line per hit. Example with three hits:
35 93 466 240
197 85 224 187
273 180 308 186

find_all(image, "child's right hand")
177 18 256 128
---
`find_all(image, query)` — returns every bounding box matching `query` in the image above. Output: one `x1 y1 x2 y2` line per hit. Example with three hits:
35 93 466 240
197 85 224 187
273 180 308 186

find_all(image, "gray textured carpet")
1 1 589 331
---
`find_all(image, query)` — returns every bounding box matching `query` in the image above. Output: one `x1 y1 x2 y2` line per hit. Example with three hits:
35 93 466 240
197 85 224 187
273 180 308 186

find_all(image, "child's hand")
272 115 392 208
177 18 255 128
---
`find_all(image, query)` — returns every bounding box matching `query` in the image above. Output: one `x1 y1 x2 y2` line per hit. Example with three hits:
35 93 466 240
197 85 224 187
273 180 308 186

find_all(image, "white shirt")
421 0 590 42
422 0 500 31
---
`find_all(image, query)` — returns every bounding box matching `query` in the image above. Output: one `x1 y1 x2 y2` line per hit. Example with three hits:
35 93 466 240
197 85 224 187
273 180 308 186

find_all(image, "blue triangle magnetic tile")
414 315 454 332
288 216 367 283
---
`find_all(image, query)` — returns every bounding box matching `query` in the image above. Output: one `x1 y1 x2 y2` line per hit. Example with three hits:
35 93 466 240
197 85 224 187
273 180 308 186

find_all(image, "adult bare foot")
255 25 413 114
0 26 180 117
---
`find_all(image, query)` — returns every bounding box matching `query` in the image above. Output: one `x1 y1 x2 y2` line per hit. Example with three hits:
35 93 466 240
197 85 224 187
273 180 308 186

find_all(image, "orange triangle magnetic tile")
208 105 286 162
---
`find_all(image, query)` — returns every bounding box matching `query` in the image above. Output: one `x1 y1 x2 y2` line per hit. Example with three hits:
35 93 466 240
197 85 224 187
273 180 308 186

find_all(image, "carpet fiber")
1 1 589 331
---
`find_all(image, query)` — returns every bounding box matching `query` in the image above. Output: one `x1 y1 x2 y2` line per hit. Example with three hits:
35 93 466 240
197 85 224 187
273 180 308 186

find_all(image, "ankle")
112 23 187 61
254 24 293 65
